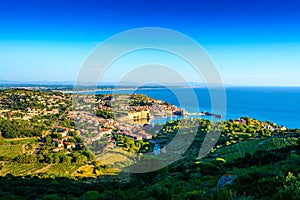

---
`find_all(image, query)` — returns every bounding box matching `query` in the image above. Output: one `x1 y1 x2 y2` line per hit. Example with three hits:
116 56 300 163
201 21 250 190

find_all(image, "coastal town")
1 88 300 200
0 89 185 155
70 93 185 154
0 89 289 156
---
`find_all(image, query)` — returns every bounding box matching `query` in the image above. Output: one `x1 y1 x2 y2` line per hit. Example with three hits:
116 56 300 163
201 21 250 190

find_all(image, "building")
128 110 151 120
56 127 69 137
64 142 76 149
53 139 64 148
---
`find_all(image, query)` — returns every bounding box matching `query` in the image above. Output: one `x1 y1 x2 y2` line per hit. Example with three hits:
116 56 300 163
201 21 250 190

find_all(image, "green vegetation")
0 145 23 158
0 118 47 138
129 94 162 106
0 135 300 199
115 134 153 153
0 89 70 111
0 163 47 176
1 89 300 199
95 109 114 119
0 137 38 145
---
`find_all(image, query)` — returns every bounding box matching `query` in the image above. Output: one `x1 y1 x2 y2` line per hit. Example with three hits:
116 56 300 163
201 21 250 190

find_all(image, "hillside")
0 89 300 199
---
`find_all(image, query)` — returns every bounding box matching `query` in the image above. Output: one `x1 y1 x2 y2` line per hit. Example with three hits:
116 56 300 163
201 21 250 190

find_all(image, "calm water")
94 87 300 128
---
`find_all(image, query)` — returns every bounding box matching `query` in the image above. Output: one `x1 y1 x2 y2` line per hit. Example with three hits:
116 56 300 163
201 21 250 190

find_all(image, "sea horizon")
62 86 300 129
2 84 299 128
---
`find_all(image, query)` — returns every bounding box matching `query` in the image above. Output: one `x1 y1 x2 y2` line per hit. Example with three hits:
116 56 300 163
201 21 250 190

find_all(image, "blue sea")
94 87 300 129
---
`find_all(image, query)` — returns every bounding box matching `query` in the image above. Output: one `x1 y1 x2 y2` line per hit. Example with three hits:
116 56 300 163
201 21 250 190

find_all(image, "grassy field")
0 145 23 157
46 163 84 176
72 164 96 178
0 137 38 145
71 163 121 178
97 147 135 169
214 137 299 162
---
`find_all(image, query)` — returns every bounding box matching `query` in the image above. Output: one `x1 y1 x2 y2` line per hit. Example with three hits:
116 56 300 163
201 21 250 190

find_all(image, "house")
64 142 76 149
128 110 151 120
264 125 275 131
233 118 246 124
56 127 69 137
279 126 287 131
53 139 64 148
63 136 72 141
134 135 143 140
142 133 153 140
101 128 112 135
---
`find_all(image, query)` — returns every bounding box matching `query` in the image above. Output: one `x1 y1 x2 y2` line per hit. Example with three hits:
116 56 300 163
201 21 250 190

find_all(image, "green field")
214 137 299 161
0 137 38 145
0 145 23 157
96 147 135 169
0 163 47 176
46 163 83 176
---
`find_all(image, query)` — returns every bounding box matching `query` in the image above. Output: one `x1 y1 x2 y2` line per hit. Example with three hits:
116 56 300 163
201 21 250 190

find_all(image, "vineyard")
0 163 46 176
0 144 23 157
46 163 84 176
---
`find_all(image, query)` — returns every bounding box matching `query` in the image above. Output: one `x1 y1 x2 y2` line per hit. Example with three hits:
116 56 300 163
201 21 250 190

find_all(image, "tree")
95 110 114 119
80 191 100 200
61 155 72 164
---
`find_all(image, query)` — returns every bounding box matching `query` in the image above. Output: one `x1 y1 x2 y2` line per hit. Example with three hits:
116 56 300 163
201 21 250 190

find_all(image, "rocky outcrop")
217 174 237 188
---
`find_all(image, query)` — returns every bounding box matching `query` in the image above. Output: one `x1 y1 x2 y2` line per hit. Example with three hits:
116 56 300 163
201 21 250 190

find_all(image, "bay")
93 87 300 129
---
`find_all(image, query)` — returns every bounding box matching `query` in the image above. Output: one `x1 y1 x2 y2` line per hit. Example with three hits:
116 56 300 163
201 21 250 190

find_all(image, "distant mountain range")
0 79 74 86
0 79 234 88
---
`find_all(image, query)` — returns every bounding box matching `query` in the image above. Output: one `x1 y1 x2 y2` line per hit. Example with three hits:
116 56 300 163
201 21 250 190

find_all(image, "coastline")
67 87 300 129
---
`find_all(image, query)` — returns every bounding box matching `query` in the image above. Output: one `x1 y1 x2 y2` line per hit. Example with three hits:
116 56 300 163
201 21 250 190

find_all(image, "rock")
217 174 237 188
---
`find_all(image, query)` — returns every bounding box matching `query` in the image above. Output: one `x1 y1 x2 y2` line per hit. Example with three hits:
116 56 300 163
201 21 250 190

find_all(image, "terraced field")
0 163 47 176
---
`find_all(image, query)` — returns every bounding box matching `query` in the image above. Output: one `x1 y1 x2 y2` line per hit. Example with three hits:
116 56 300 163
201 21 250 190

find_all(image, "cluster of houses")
86 128 112 145
128 109 151 120
230 118 287 132
0 91 68 120
0 108 60 120
230 118 247 124
52 127 78 152
68 110 153 143
150 104 183 116
263 125 287 131
97 94 183 119
68 111 118 128
118 124 153 140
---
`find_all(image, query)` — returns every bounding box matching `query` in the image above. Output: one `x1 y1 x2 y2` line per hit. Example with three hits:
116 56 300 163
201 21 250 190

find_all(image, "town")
0 88 299 200
0 89 289 157
0 89 185 156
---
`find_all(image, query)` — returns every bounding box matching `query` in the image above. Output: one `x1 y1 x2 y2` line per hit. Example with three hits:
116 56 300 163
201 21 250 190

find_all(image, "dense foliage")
95 110 114 119
0 136 300 199
0 118 47 138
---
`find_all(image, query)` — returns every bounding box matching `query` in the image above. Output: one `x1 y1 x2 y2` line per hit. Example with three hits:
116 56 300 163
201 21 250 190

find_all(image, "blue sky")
0 0 299 86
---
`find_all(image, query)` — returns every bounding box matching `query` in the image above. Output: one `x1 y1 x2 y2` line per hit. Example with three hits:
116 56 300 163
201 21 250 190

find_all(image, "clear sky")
0 0 299 86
